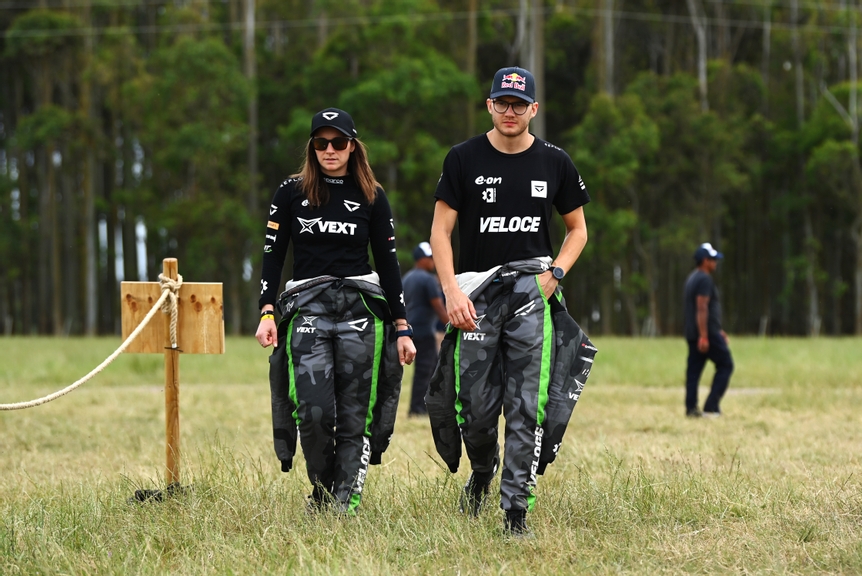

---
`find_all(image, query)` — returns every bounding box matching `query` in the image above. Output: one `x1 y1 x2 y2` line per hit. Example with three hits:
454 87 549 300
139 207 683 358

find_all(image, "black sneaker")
305 484 332 514
686 408 703 418
504 509 533 538
459 473 490 517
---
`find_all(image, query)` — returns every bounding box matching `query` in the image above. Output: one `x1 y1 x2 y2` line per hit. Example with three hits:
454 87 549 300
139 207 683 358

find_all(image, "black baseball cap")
694 242 724 263
310 108 357 138
489 66 536 103
413 242 432 261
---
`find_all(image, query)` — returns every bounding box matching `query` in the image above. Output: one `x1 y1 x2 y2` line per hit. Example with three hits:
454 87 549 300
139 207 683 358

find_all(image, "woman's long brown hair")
292 137 380 207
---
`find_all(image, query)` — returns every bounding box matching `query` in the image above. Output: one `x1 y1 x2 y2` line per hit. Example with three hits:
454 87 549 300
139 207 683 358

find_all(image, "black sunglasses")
311 136 353 151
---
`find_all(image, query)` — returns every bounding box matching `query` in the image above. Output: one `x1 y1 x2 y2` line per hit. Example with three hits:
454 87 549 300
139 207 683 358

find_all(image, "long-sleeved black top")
258 175 406 320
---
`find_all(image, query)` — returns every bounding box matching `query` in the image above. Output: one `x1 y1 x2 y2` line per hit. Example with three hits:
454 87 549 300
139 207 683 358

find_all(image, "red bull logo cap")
310 108 358 137
490 66 536 103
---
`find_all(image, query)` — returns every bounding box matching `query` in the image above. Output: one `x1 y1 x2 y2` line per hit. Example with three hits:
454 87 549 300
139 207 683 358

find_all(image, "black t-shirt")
683 269 722 340
258 175 406 319
434 134 590 272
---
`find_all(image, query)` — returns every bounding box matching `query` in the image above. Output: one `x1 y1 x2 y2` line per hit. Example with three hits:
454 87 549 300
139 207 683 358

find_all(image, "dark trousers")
685 333 734 413
409 335 438 414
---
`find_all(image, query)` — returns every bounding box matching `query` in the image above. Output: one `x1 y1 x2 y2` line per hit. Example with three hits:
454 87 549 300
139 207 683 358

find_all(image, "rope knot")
158 273 184 349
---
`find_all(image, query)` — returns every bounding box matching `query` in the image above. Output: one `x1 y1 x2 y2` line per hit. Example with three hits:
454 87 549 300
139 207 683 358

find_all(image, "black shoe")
686 408 703 418
702 410 722 418
459 473 490 517
305 484 332 514
504 509 533 538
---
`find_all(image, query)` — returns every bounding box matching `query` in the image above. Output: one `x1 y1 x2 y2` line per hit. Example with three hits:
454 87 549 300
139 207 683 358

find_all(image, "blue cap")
413 242 432 261
694 242 724 263
489 67 536 103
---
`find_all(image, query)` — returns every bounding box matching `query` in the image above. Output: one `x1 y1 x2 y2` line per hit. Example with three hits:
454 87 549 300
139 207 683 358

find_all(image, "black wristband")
395 323 413 338
261 309 276 318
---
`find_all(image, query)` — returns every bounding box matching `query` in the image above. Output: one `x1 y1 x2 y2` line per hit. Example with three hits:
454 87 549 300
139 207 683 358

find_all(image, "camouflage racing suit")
268 274 402 512
425 259 596 513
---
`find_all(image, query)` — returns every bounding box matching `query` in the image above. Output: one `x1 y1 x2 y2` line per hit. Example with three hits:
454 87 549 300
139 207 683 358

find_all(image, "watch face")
552 267 565 280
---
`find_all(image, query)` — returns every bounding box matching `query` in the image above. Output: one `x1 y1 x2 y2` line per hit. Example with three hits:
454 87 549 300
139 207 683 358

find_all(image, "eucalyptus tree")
5 10 83 334
567 92 659 335
123 20 252 333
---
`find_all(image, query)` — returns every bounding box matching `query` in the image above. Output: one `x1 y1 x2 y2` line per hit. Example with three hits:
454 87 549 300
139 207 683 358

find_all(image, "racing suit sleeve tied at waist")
268 276 403 472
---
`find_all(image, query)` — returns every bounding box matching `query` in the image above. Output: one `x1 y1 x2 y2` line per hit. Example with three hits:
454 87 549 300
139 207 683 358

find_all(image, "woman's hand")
256 317 278 348
397 336 416 366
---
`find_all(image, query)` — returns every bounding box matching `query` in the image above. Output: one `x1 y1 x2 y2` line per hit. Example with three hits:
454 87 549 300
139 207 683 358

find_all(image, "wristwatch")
551 266 565 281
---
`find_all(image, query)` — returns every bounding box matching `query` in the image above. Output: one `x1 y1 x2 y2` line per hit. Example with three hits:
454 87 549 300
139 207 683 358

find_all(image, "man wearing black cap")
428 66 594 536
402 241 449 416
683 242 734 418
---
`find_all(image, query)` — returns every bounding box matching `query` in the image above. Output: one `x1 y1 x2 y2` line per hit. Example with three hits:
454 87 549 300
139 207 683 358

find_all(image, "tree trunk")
792 0 820 336
13 74 33 334
686 0 708 111
803 212 821 336
761 2 771 114
81 0 98 335
243 0 258 334
466 0 477 138
602 0 615 96
847 0 862 334
527 0 545 137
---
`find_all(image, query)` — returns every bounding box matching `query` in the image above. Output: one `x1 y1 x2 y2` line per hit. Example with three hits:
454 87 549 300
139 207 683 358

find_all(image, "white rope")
1 275 181 411
158 273 183 348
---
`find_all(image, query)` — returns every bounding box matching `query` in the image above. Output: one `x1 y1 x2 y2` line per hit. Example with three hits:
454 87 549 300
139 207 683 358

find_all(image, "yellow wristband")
260 314 275 322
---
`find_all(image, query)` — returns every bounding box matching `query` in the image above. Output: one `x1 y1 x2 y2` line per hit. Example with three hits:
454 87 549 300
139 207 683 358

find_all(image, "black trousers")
685 334 734 413
409 335 438 414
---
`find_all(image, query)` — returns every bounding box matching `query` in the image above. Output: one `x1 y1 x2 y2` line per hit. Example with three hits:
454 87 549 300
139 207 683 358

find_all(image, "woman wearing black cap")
256 107 415 514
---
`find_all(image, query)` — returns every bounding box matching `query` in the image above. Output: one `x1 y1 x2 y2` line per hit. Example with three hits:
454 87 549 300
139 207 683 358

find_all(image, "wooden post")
163 258 181 486
120 261 223 498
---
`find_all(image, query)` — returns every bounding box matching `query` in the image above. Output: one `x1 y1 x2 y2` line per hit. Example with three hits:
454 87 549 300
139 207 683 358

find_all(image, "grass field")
1 336 861 574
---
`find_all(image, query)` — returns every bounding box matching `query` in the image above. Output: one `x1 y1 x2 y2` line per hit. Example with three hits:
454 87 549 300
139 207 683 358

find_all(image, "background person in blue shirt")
402 242 449 416
683 242 734 418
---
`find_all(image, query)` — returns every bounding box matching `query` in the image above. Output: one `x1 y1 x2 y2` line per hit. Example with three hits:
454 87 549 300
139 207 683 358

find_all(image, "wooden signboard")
120 282 225 354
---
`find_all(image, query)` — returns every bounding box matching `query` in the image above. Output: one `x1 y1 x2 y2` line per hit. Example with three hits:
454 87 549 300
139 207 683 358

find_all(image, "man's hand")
445 287 478 331
721 330 729 344
538 270 559 299
697 336 709 353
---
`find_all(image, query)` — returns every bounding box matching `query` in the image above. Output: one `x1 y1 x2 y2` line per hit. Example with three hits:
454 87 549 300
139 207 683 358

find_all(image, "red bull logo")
500 72 527 92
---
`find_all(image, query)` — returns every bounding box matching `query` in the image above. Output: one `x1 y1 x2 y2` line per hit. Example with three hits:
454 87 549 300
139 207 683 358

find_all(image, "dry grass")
1 336 861 574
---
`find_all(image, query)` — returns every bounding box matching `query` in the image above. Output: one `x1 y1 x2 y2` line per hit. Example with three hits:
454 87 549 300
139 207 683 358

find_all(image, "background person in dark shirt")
256 108 415 514
683 242 734 418
402 242 449 416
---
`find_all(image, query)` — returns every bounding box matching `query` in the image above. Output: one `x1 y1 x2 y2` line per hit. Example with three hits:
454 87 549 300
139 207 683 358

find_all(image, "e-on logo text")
480 216 541 233
475 175 502 185
298 217 357 235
